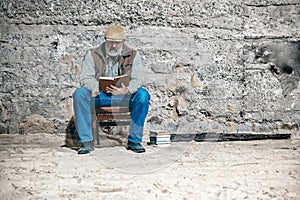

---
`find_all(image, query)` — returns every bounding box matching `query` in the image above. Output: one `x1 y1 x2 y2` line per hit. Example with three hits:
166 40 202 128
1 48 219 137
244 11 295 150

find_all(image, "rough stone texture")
0 0 299 135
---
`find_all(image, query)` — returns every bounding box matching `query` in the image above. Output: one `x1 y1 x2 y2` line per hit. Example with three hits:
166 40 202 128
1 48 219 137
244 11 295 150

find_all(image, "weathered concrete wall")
0 0 299 135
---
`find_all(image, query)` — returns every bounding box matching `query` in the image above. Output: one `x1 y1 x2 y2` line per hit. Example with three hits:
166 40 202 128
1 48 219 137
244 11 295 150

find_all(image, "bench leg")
92 114 100 145
91 97 99 146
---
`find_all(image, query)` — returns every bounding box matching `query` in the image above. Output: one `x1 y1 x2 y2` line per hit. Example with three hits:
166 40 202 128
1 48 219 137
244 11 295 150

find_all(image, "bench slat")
96 106 130 113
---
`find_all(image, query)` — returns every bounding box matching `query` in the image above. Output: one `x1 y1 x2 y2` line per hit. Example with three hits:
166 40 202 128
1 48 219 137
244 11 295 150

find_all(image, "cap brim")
105 38 124 42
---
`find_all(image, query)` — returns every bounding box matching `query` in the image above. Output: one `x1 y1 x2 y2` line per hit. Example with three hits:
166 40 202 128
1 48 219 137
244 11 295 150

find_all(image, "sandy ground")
0 133 299 200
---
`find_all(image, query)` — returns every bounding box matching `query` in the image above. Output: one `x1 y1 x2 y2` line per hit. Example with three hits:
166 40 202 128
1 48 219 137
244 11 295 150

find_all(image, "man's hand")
106 82 129 95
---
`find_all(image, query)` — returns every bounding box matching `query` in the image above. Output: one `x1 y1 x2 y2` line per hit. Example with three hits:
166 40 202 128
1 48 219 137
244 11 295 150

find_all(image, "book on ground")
149 130 171 146
153 135 171 139
150 130 170 135
98 74 130 92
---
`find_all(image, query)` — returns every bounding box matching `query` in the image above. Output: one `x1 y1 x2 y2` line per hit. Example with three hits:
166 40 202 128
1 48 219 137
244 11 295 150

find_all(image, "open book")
98 74 130 92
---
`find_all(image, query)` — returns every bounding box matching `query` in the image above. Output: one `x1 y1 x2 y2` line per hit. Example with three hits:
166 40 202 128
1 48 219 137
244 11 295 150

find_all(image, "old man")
73 25 150 154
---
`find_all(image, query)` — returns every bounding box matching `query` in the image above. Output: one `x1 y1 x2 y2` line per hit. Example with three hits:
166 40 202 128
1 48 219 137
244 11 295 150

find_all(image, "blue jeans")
73 87 150 143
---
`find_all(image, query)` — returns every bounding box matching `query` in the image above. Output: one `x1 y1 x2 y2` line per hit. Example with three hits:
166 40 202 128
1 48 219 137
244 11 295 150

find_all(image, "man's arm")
80 50 99 92
127 51 144 94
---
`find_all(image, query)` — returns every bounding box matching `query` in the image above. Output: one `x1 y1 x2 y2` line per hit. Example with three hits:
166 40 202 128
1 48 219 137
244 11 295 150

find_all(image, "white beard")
106 46 123 57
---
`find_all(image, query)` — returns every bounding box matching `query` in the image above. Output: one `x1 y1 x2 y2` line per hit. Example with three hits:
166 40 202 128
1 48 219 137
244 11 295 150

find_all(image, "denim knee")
73 87 91 100
134 88 150 103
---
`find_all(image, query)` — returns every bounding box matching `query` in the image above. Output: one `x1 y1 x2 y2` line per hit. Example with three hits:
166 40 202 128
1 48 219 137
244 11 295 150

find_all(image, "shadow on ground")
64 116 128 151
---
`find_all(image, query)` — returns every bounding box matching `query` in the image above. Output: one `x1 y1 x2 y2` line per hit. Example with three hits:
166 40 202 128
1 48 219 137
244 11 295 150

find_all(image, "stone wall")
0 0 299 135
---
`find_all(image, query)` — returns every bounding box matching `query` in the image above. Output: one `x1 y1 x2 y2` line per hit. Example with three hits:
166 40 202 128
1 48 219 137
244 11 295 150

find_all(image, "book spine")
149 137 171 144
150 135 170 138
156 141 171 144
149 133 170 137
150 136 170 140
149 131 169 135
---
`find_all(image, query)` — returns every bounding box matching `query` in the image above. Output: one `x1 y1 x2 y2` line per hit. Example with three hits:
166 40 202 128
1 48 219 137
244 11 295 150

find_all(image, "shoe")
78 140 95 154
127 141 145 153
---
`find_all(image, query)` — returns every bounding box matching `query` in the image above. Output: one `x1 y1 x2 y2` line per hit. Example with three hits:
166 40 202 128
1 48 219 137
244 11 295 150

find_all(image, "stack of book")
149 130 171 146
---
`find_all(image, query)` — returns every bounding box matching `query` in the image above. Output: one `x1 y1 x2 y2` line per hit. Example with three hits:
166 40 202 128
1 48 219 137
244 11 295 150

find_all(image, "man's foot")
127 141 145 153
78 141 95 154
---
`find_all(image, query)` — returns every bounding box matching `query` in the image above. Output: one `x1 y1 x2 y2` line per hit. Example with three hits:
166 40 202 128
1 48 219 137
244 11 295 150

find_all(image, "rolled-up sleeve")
127 52 144 94
80 50 99 92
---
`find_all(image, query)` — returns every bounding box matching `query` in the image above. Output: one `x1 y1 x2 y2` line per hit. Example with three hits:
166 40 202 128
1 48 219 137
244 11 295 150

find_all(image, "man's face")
105 40 124 57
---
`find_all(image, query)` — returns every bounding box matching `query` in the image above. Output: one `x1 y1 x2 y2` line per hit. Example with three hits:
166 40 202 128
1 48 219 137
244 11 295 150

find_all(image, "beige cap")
104 25 126 41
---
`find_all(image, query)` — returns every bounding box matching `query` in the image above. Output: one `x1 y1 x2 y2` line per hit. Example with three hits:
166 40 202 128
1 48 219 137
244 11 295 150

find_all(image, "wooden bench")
92 106 131 145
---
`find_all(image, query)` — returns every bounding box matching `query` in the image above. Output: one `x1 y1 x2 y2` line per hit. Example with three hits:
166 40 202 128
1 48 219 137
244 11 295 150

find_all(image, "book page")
99 77 114 80
98 74 130 92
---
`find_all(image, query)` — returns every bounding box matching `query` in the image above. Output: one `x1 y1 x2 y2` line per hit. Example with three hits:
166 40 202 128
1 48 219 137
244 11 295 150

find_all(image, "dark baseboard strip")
171 133 291 142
